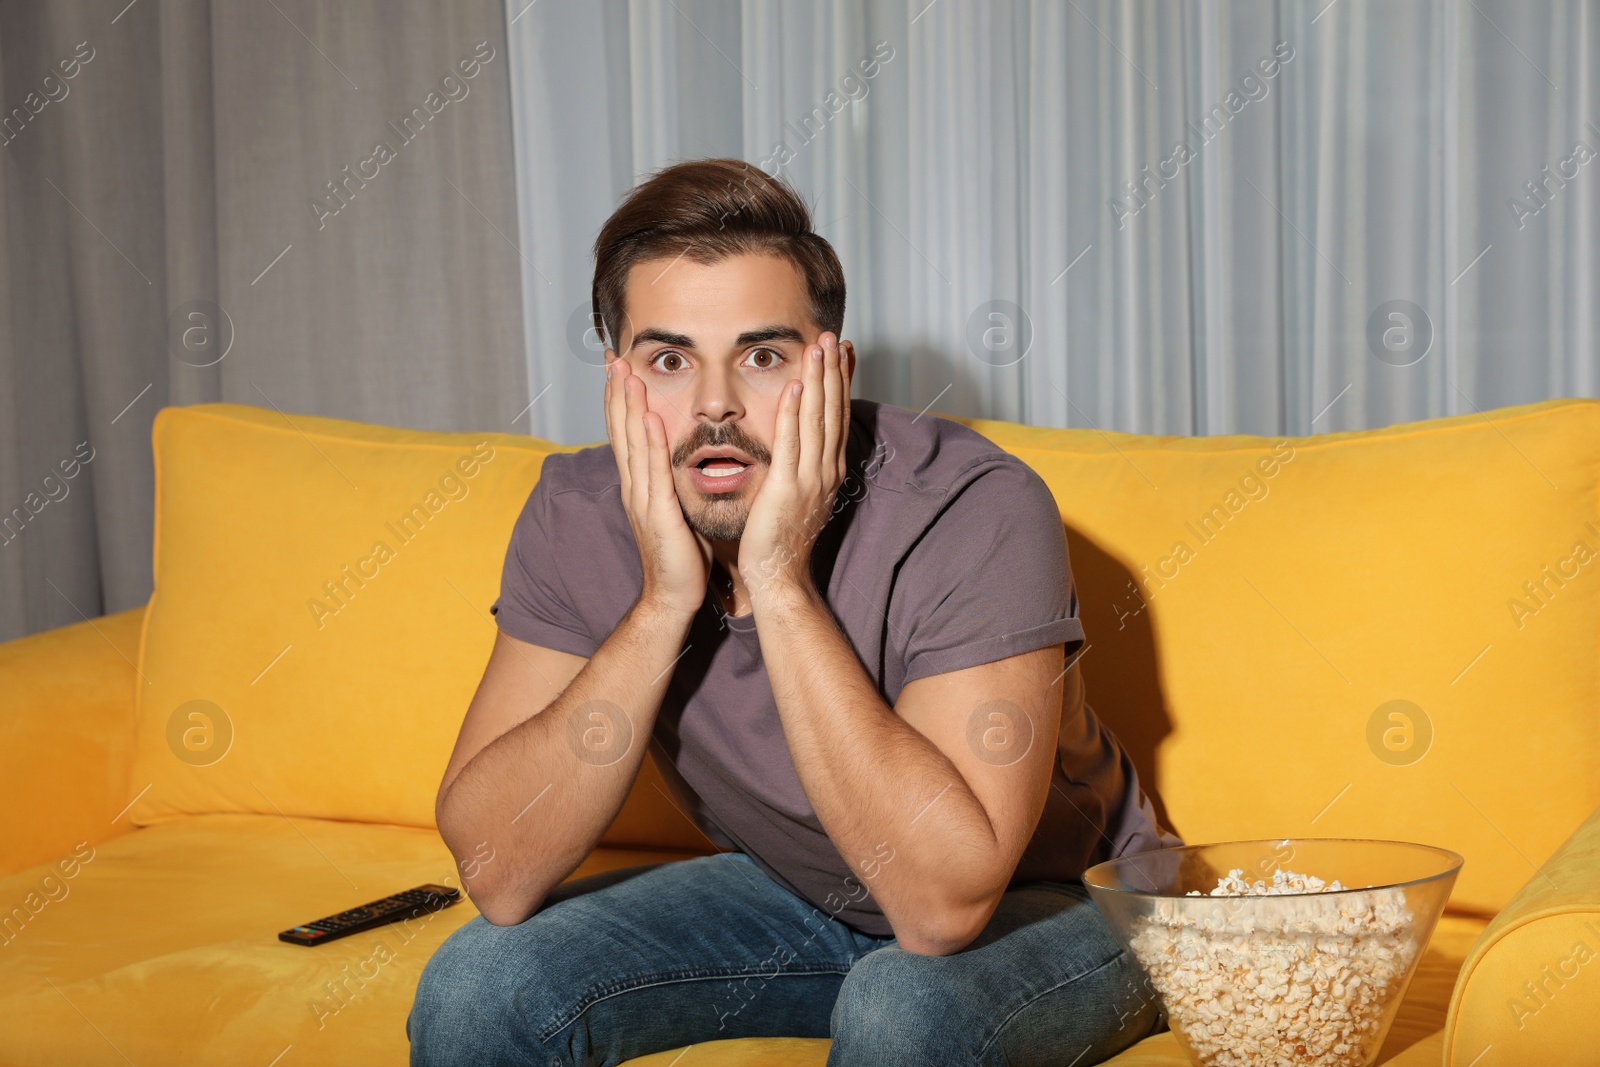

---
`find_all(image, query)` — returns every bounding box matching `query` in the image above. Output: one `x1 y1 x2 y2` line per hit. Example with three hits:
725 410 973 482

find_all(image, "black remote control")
278 884 462 946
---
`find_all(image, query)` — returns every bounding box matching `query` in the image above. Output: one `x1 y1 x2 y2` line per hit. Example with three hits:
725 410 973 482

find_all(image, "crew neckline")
713 584 758 632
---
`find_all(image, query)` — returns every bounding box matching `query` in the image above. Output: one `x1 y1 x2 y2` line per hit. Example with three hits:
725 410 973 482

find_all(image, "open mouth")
696 458 751 478
688 453 756 492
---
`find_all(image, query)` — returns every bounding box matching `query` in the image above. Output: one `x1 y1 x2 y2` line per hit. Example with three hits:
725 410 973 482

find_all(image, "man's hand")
737 332 854 601
603 353 714 618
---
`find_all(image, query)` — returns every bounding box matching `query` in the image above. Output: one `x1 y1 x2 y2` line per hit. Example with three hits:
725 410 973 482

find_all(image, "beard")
681 489 748 542
675 460 757 542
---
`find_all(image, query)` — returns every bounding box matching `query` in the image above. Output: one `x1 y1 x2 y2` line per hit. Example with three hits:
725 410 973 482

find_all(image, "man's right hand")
603 353 713 619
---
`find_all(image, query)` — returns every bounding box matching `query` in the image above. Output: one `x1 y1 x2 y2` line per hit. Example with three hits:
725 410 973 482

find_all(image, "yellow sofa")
3 398 1597 1066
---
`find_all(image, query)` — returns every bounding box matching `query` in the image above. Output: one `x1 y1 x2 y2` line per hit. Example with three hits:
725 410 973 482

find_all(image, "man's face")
606 251 846 544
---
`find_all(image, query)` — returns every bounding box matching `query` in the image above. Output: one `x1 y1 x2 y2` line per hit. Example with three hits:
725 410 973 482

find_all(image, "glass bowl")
1082 838 1462 1067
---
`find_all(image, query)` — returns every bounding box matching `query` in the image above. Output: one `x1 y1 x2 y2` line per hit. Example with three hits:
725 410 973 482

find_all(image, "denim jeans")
407 852 1167 1067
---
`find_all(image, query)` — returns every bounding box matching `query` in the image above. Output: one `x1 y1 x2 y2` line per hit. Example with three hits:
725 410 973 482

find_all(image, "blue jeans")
408 852 1167 1066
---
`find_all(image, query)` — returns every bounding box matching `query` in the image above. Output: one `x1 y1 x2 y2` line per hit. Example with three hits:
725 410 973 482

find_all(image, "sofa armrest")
0 604 146 878
1444 802 1600 1064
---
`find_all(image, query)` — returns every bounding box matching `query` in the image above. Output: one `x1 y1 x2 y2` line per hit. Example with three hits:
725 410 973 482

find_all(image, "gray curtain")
4 0 1598 643
504 0 1599 449
0 0 525 642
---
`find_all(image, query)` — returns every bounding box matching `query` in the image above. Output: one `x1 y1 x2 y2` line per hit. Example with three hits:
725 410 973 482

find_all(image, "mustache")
674 431 770 467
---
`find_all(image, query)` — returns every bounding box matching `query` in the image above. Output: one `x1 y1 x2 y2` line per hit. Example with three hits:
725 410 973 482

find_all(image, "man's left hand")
738 331 854 602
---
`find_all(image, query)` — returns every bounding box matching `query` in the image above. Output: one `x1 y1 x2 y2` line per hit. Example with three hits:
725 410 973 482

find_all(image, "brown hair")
590 158 846 354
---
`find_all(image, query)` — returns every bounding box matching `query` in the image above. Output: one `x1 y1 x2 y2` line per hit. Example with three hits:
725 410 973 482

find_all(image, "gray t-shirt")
491 398 1181 936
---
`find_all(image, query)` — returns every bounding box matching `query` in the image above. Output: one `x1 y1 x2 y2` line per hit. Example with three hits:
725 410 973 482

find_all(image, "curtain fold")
503 0 1598 452
3 0 1596 643
0 0 524 642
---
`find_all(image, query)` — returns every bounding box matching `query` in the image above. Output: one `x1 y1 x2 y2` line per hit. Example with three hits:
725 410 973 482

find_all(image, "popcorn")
1126 867 1419 1067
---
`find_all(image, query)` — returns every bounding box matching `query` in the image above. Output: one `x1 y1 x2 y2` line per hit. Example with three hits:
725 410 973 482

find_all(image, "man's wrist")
631 592 701 630
748 568 822 615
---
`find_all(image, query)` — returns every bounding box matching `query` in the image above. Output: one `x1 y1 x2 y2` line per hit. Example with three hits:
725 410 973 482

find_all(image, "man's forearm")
437 599 695 925
751 579 1002 954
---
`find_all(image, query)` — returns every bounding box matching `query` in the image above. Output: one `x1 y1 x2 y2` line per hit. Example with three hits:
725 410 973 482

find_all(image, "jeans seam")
539 962 855 1042
970 948 1127 1063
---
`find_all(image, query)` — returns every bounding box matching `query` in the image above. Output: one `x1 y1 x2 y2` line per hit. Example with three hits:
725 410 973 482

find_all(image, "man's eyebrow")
627 324 807 352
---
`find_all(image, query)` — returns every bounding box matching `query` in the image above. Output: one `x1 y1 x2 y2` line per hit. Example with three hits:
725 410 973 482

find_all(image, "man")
409 158 1179 1066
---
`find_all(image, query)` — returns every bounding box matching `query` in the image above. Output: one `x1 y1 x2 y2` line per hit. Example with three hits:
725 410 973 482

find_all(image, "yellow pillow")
949 397 1600 917
129 403 568 828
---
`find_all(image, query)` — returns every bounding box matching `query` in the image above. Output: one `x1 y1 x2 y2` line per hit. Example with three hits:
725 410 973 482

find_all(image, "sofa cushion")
0 815 1487 1067
129 403 553 828
125 403 713 855
0 814 703 1065
947 398 1600 918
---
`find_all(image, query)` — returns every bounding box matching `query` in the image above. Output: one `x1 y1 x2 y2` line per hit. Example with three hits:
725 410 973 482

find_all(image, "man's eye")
647 347 787 372
650 351 686 372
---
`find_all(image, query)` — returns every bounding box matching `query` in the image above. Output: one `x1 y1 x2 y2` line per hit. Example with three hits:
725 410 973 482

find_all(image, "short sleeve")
896 459 1085 687
489 471 599 658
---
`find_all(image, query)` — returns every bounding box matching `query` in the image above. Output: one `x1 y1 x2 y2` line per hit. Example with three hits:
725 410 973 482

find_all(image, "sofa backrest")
947 397 1600 917
129 398 1600 915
